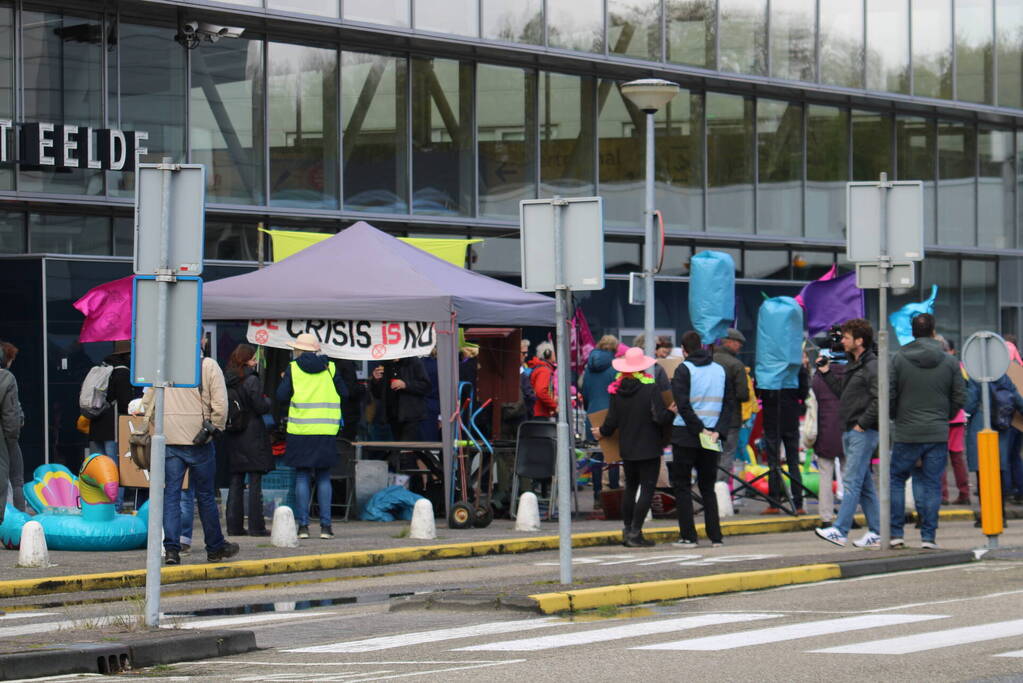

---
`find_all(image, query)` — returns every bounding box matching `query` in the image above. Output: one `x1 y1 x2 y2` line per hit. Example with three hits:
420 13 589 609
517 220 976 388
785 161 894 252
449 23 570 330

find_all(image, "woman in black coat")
224 344 274 536
592 347 676 547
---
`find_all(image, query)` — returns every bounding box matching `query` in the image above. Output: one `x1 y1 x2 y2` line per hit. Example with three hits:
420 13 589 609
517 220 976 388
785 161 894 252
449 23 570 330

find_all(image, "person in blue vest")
277 333 348 540
670 330 736 547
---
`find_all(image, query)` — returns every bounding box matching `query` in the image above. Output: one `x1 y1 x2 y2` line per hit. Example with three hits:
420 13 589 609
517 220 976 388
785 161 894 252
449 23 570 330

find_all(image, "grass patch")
594 604 619 618
392 529 410 539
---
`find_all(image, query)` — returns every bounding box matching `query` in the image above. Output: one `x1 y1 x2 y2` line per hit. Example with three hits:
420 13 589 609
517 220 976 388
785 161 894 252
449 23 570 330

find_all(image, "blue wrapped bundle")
359 485 425 522
689 251 735 345
889 285 938 346
755 296 804 390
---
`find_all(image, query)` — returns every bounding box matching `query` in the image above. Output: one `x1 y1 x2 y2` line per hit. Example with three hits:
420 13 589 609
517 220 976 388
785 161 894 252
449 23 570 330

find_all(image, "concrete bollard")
408 499 437 540
715 481 734 518
515 492 541 531
271 505 299 548
17 521 49 568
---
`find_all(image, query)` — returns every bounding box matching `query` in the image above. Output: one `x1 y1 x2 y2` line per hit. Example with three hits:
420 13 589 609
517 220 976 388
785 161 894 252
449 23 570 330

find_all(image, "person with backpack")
223 344 273 537
80 341 133 459
887 314 965 550
965 352 1023 527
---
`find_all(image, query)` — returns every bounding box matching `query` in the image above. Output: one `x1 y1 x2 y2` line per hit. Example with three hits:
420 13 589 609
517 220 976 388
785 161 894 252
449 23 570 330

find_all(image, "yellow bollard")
978 429 1003 537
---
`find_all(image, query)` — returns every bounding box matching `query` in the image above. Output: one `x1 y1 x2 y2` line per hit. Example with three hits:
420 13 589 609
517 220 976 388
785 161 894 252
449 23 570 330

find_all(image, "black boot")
623 530 644 547
621 527 633 547
633 530 655 547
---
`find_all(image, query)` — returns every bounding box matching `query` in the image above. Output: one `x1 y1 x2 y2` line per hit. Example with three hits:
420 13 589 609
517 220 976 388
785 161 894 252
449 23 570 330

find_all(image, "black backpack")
224 383 249 433
990 383 1016 432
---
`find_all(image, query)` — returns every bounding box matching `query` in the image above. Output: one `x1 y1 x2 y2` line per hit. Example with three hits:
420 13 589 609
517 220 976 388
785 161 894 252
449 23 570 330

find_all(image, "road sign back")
131 276 203 387
962 331 1010 382
134 163 206 276
847 180 924 263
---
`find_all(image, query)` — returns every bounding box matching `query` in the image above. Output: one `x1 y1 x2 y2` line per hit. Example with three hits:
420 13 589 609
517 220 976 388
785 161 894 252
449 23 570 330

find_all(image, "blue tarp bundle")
755 296 804 390
359 485 425 522
689 251 735 345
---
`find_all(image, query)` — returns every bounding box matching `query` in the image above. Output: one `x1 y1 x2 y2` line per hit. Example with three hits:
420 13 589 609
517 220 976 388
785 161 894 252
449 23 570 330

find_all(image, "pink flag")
74 276 134 342
569 307 596 376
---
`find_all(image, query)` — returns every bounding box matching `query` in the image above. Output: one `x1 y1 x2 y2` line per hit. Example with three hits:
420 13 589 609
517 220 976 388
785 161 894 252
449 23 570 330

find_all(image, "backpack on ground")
990 383 1016 432
224 383 249 433
79 364 116 420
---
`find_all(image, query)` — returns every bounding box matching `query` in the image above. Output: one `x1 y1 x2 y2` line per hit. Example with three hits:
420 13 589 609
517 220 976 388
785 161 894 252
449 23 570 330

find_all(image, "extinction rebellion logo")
0 120 149 172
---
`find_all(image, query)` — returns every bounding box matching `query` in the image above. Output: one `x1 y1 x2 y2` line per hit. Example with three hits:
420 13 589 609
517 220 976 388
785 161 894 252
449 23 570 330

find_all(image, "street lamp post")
621 79 680 357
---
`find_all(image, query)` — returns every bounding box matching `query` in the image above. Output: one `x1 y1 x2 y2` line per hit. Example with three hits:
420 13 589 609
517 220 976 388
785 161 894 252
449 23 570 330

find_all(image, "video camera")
815 325 847 366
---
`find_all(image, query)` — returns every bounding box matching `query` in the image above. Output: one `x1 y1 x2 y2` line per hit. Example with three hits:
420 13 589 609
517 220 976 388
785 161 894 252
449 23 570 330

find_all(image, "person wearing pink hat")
591 346 676 547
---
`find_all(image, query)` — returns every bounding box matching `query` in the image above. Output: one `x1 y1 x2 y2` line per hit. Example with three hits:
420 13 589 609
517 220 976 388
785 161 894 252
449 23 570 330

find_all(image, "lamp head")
620 78 681 113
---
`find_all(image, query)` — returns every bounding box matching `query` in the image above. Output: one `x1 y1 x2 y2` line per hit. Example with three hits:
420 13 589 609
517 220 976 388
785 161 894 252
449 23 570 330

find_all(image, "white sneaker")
921 540 940 550
815 526 848 547
889 538 905 548
673 539 699 548
853 532 881 549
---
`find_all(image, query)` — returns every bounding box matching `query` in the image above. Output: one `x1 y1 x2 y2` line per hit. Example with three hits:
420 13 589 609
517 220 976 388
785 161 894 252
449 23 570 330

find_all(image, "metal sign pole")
552 197 573 585
642 110 656 358
877 172 892 549
144 159 177 627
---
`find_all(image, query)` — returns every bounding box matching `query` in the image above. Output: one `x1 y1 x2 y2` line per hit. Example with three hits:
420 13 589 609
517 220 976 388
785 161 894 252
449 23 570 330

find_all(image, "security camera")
196 22 244 43
180 20 198 35
220 27 245 39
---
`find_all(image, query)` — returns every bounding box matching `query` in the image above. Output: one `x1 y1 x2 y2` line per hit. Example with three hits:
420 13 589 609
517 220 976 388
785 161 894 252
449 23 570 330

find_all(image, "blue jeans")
1003 428 1023 496
164 443 226 553
294 467 332 527
834 429 880 537
179 487 195 545
891 442 947 542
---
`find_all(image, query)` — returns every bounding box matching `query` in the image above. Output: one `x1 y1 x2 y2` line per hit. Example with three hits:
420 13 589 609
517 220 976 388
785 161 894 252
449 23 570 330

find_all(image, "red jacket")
528 359 557 417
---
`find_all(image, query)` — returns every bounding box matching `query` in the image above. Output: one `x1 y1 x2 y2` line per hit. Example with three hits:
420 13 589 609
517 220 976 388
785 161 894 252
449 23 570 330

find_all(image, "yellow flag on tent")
260 228 481 267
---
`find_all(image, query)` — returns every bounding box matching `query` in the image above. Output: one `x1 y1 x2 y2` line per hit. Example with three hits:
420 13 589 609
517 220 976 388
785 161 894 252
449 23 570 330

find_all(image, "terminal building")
1 0 1022 469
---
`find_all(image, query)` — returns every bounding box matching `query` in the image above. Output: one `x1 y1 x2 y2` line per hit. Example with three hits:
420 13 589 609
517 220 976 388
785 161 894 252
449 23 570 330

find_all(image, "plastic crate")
262 464 296 510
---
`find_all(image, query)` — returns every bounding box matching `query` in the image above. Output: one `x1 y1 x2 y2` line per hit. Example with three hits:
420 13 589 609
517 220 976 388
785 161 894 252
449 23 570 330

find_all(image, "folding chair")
510 420 558 519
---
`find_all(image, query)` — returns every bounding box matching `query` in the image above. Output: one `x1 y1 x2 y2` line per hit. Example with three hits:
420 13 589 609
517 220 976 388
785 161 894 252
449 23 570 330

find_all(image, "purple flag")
800 270 864 337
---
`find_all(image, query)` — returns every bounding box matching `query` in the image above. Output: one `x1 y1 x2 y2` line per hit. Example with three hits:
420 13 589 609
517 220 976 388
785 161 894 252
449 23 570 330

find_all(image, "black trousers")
226 472 266 534
760 393 803 508
622 458 661 533
672 445 722 543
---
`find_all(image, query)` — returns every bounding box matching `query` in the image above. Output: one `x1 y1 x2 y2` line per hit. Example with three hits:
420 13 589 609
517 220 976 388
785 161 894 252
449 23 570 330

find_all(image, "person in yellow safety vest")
276 333 348 540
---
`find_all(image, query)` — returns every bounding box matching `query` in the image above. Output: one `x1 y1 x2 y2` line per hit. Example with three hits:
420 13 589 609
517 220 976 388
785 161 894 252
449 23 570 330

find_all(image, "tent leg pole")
437 314 457 523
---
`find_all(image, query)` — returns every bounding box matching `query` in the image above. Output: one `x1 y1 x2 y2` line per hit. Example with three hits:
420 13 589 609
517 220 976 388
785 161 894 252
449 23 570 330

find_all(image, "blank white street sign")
855 262 915 289
131 276 203 387
520 197 604 292
847 180 924 263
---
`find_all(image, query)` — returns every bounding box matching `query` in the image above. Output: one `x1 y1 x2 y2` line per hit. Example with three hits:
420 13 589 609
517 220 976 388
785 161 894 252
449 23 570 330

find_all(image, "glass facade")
268 42 338 209
269 0 338 17
718 0 767 76
913 0 954 100
342 51 407 213
896 116 937 244
770 0 815 82
997 0 1023 109
344 0 409 27
937 119 977 247
657 90 704 234
851 109 892 181
978 127 1014 249
956 0 994 105
540 72 595 198
415 0 478 36
477 64 536 219
706 92 754 234
757 99 803 236
599 81 646 232
608 0 661 61
806 105 848 241
0 5 11 192
666 0 715 68
820 0 864 88
548 0 603 53
865 0 909 94
481 0 542 44
191 35 265 205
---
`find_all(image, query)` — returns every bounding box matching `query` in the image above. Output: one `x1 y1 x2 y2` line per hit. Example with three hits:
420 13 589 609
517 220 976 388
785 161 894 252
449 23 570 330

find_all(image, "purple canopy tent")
203 221 555 517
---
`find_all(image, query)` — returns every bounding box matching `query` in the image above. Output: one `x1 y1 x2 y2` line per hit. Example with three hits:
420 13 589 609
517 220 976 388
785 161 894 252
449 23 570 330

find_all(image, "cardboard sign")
1008 363 1023 432
588 409 620 463
117 416 188 489
247 319 436 361
657 357 682 382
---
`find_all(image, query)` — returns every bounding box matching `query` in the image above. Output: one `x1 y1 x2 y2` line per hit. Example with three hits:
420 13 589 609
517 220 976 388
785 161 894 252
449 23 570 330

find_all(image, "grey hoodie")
890 336 966 443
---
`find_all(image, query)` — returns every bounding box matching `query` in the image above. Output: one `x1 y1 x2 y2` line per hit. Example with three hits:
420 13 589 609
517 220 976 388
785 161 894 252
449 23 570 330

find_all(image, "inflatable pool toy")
0 455 148 551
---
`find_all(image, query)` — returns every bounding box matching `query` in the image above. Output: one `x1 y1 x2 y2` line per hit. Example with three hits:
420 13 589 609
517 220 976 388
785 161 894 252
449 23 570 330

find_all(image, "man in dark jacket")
369 356 431 441
671 331 735 547
888 314 965 549
815 318 881 548
713 328 750 482
0 364 18 525
758 364 809 514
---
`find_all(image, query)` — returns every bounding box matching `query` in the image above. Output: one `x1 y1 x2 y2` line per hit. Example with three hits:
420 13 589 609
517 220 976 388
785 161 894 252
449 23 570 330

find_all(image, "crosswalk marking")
812 618 1023 655
634 614 947 651
178 611 338 630
0 611 57 621
994 650 1023 658
285 618 563 654
454 613 779 652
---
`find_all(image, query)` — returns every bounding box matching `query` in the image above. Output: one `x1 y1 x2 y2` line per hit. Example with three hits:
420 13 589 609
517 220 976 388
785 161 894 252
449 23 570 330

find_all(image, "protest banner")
247 319 436 361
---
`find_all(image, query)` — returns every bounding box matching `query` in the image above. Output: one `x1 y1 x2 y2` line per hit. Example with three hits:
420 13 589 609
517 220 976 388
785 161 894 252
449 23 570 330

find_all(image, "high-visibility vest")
286 360 342 436
673 361 726 430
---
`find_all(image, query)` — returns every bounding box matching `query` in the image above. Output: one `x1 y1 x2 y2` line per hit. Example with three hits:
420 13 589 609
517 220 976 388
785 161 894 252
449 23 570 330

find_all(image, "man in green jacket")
888 313 966 549
713 328 750 481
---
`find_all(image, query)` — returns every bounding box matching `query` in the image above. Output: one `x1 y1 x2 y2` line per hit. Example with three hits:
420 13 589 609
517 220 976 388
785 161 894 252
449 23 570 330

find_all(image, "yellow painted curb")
0 509 972 599
529 564 842 614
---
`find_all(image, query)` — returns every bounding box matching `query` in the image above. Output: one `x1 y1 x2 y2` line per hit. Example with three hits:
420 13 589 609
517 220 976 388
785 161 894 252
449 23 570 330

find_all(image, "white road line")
226 661 514 666
455 613 779 652
634 614 947 650
812 618 1023 655
345 660 525 682
995 650 1023 658
865 588 1023 613
0 620 76 638
178 611 338 630
0 611 58 621
286 618 562 653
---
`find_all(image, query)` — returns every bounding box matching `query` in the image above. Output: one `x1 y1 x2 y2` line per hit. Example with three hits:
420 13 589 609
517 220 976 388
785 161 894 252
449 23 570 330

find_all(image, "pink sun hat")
612 346 657 374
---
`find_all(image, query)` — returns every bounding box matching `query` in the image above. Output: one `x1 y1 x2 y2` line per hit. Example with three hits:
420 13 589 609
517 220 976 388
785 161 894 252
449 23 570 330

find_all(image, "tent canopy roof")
203 221 554 326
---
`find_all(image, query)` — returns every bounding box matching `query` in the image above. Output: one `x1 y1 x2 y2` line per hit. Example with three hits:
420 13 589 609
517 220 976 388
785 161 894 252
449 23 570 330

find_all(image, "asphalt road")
3 522 1023 682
